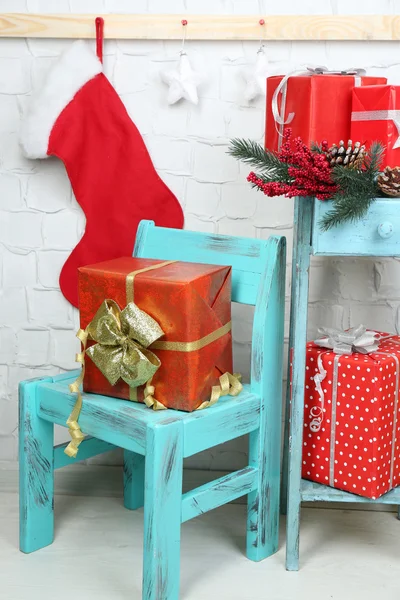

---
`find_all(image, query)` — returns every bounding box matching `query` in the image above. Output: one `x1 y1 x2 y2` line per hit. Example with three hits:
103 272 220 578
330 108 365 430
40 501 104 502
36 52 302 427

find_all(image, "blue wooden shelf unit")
282 197 400 572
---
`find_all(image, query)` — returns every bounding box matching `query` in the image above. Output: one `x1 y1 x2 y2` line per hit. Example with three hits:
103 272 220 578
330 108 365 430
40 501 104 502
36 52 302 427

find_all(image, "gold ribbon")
65 297 167 457
152 321 232 352
142 377 168 411
126 321 233 410
86 299 165 388
65 328 89 458
65 260 240 457
126 260 177 304
196 372 243 410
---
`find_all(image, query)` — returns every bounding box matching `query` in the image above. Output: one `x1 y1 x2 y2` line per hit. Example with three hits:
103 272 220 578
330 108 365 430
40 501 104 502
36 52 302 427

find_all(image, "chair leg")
143 421 183 600
247 421 280 561
280 381 291 516
397 506 400 520
123 450 145 510
19 378 54 554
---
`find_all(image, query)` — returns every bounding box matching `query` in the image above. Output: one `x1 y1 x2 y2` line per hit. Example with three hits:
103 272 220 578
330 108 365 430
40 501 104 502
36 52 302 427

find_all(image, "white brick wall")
0 0 398 467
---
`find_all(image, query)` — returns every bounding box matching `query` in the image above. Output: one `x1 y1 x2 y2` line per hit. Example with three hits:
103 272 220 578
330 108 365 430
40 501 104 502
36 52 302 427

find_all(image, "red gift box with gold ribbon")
78 257 234 412
351 84 400 168
265 70 386 151
301 329 400 499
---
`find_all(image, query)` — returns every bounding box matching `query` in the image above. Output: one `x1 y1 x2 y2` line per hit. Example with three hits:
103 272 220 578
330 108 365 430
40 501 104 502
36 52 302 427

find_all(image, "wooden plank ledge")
301 479 400 504
1 14 400 41
181 466 258 523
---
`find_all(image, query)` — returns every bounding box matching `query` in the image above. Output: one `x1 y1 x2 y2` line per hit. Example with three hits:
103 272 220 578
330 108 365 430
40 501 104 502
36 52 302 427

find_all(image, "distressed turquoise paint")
19 220 287 598
143 421 183 600
182 383 260 457
38 379 146 455
54 437 116 469
19 378 54 553
123 450 145 510
247 236 286 561
283 197 313 572
313 197 400 256
301 479 400 504
134 221 266 305
181 466 258 523
283 197 400 572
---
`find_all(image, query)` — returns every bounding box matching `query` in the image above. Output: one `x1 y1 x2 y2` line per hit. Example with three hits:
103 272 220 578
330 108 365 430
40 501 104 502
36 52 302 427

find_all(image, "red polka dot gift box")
300 326 400 499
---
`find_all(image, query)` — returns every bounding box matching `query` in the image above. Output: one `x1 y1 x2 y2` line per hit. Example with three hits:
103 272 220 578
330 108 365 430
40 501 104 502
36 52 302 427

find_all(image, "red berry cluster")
248 130 337 200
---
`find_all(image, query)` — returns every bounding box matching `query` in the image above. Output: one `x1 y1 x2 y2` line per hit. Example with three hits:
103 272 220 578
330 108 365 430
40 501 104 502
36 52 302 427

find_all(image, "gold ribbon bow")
86 299 164 388
64 300 165 458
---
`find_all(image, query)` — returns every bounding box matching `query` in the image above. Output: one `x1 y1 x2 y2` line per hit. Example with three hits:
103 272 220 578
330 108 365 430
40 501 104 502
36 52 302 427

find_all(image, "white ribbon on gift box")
309 325 380 435
272 66 366 150
309 326 400 489
351 109 400 149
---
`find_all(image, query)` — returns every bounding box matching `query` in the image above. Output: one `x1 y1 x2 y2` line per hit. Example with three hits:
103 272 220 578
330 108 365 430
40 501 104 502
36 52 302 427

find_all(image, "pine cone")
325 139 366 169
377 166 400 197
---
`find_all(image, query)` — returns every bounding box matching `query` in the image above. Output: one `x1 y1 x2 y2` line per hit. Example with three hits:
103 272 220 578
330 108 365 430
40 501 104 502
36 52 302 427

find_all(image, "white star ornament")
243 46 269 102
161 52 201 105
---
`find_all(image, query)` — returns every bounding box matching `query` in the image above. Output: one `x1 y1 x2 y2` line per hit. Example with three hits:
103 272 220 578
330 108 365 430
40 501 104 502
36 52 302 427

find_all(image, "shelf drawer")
312 198 400 256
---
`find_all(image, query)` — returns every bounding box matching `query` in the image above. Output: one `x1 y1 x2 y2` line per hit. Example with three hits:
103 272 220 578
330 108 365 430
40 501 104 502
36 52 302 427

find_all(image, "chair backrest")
134 221 286 395
133 221 273 306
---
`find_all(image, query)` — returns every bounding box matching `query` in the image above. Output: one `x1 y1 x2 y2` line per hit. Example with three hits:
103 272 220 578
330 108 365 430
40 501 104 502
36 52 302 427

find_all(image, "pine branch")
227 138 291 182
320 177 380 230
365 141 385 173
310 141 324 154
229 133 384 230
320 141 384 230
320 194 375 231
228 139 276 170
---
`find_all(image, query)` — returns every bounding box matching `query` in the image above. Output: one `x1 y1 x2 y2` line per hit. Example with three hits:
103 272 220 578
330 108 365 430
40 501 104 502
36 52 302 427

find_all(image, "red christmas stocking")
20 39 184 307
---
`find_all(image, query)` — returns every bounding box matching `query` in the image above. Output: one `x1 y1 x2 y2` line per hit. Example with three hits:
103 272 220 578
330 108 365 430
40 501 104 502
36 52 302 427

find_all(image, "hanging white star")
243 45 269 102
161 52 201 105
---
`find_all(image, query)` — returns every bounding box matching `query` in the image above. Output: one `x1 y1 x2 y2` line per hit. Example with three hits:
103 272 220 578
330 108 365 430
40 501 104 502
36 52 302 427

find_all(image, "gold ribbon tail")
143 378 167 411
196 372 243 411
65 329 88 458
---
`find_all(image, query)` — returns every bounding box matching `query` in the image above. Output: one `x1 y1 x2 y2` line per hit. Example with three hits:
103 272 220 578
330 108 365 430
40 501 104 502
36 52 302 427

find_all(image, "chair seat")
37 371 261 458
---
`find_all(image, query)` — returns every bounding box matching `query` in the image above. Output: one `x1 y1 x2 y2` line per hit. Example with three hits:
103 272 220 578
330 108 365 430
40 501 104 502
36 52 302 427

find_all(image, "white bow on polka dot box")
300 329 400 499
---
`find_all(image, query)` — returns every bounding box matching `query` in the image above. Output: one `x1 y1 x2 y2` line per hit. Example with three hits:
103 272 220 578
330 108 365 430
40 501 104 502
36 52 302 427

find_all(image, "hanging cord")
180 19 187 54
258 18 265 51
95 16 104 64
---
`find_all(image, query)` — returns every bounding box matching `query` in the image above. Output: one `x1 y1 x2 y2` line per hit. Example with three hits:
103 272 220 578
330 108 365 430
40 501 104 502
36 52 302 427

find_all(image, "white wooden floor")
1 485 400 600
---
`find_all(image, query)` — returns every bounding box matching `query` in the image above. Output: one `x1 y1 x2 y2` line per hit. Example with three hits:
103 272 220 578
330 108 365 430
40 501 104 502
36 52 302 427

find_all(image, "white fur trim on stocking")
20 40 102 159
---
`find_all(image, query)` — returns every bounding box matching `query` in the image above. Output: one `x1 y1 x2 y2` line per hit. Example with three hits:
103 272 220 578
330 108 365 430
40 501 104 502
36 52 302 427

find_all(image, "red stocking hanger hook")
95 16 104 63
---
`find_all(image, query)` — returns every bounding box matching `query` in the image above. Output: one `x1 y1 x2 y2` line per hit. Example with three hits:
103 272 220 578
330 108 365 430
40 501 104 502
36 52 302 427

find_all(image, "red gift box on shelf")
351 85 400 168
301 328 400 499
266 71 386 151
78 257 234 412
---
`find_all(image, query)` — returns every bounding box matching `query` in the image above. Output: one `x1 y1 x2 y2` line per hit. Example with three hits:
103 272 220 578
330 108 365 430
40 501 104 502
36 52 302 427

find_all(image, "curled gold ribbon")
140 371 243 412
196 372 243 410
65 328 88 458
143 378 168 411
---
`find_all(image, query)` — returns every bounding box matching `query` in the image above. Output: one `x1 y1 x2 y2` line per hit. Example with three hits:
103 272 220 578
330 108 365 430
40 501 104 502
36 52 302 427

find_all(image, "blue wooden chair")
19 220 286 600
